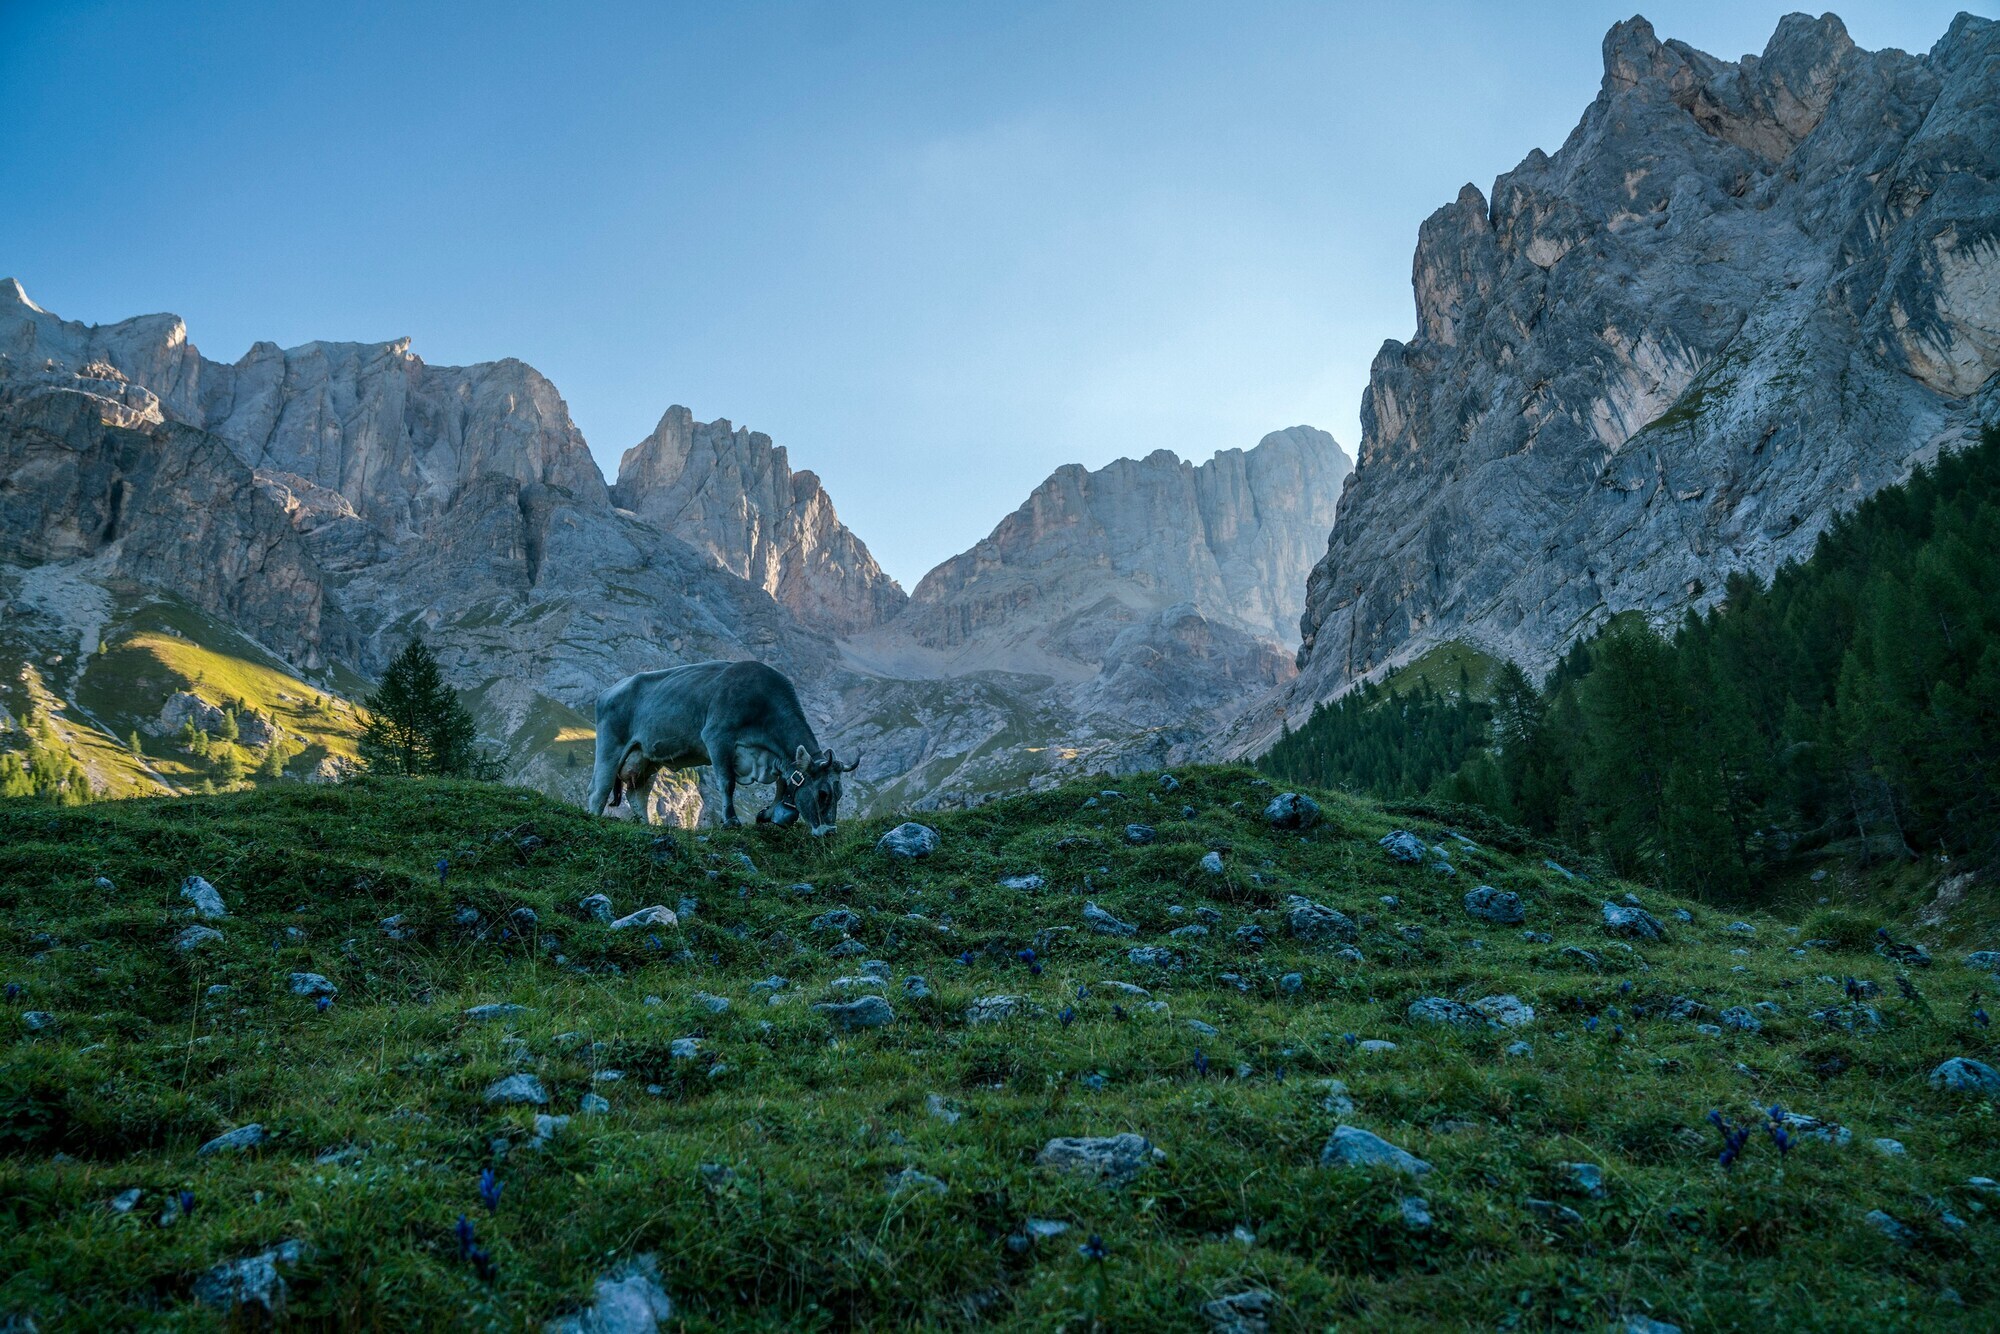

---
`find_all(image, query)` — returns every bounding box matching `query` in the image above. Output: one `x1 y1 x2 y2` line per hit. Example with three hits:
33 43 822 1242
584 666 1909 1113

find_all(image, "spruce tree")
359 639 496 778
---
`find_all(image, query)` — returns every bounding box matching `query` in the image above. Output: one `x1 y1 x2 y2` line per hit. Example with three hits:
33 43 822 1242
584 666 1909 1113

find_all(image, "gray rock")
465 1003 529 1022
903 975 932 999
173 925 224 951
999 874 1046 891
1186 1019 1220 1037
1036 1133 1162 1183
541 1252 674 1334
1601 902 1664 941
876 823 939 858
1097 980 1152 998
1320 1125 1431 1175
1611 1319 1683 1334
1357 1039 1397 1052
887 1168 948 1197
926 1093 960 1125
1871 1138 1906 1156
1124 823 1157 845
1864 1209 1916 1247
749 976 789 992
484 1075 550 1106
1559 946 1603 969
1127 946 1180 969
1285 895 1358 945
810 909 862 933
580 1092 611 1115
966 995 1030 1025
180 875 227 919
1265 792 1322 831
1505 1040 1534 1057
669 1038 701 1059
692 992 730 1014
1378 831 1426 863
1930 1057 2000 1098
1464 885 1525 926
1562 1162 1608 1198
1966 951 2000 974
1278 972 1304 995
1200 850 1226 875
197 1123 268 1156
1407 997 1485 1029
1169 923 1209 939
1200 1288 1275 1334
1778 1112 1851 1146
1526 1198 1584 1228
1718 1006 1762 1033
579 894 614 923
1234 922 1266 947
1083 902 1137 936
814 996 895 1030
1473 994 1535 1028
193 1239 303 1314
1320 1079 1355 1115
288 972 337 998
1726 922 1756 936
110 1188 143 1213
1399 1197 1434 1231
609 906 678 931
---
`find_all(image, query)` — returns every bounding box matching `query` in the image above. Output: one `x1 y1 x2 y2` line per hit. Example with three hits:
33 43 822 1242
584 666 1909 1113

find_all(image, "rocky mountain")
0 279 1344 816
1284 12 2000 728
613 405 905 636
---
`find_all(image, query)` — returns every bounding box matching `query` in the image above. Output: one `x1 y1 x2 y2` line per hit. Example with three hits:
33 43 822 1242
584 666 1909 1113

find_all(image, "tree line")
1262 427 2000 896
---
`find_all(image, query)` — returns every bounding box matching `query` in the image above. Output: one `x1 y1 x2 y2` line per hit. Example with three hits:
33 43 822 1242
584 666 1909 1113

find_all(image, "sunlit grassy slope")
2 768 1994 1330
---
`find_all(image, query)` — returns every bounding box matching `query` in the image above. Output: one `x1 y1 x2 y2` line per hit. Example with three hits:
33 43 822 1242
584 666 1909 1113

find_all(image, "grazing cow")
588 660 857 832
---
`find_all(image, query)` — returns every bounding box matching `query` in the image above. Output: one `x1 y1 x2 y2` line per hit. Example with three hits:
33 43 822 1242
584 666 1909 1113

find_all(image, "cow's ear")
794 745 812 768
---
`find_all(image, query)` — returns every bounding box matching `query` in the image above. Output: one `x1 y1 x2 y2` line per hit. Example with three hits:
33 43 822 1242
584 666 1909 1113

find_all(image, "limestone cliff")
1288 13 2000 724
612 405 905 636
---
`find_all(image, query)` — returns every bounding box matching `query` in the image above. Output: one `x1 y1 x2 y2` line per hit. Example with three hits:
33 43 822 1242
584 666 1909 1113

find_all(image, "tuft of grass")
0 767 1994 1330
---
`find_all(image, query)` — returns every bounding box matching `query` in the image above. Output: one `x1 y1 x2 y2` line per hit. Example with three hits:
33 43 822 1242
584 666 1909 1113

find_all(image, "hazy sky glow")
0 1 1974 585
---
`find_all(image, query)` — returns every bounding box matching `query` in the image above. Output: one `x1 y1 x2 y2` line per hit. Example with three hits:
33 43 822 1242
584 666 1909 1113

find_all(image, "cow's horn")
838 752 861 772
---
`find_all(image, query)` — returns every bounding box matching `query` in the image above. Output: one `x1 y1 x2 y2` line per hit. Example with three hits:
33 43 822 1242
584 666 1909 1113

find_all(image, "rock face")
613 405 906 636
1287 13 2000 715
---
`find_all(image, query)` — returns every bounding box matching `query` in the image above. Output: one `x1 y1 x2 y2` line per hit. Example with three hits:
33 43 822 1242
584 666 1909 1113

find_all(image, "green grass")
1377 642 1505 702
1 769 1995 1330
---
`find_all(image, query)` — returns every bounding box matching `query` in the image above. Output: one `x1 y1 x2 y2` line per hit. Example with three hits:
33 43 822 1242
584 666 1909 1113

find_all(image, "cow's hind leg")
587 737 622 816
703 727 741 827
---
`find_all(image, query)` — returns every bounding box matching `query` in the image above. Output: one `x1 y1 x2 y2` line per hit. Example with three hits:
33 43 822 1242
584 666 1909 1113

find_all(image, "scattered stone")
1285 895 1358 945
1358 1039 1397 1052
814 996 895 1030
1812 1003 1883 1032
610 906 677 931
1965 951 2000 974
1320 1125 1431 1175
1399 1197 1434 1231
1407 997 1485 1029
749 976 789 993
1083 902 1137 936
1265 792 1322 831
1864 1209 1916 1247
484 1075 550 1106
1333 946 1365 964
173 925 224 952
180 875 227 919
1473 994 1535 1028
580 1092 611 1115
903 975 932 999
810 909 862 933
1562 1162 1608 1198
1234 923 1266 948
1096 980 1152 998
1602 902 1664 941
1036 1133 1162 1183
1379 830 1426 863
1695 1023 1724 1037
1320 1080 1355 1115
1930 1057 2000 1098
1186 1019 1220 1037
692 992 730 1014
1719 1006 1762 1033
1201 1288 1275 1334
999 875 1046 891
510 907 540 930
110 1188 142 1213
1526 1198 1584 1228
1726 921 1756 936
1124 823 1157 845
669 1038 701 1059
966 995 1030 1025
1779 1112 1851 1146
876 823 940 858
288 972 337 998
1871 1138 1906 1156
1169 923 1210 939
827 975 886 992
1506 1040 1534 1058
579 894 613 923
887 1168 948 1197
1127 947 1180 969
1279 972 1304 995
926 1093 960 1124
465 1003 529 1022
1200 850 1226 875
197 1123 268 1156
1464 885 1525 926
193 1240 304 1315
1559 947 1603 968
541 1253 674 1334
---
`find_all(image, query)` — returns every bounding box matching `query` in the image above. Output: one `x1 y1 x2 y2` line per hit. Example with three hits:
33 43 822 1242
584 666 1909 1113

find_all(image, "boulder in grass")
542 1253 674 1334
174 925 224 952
1285 895 1358 945
1083 902 1137 936
1464 886 1525 926
1407 997 1485 1029
464 1003 529 1022
1200 850 1226 875
1265 792 1322 831
1124 824 1157 845
1930 1057 2000 1098
180 875 227 919
579 894 614 924
1601 902 1664 941
1035 1133 1162 1184
1201 1288 1276 1334
288 972 337 998
965 995 1031 1025
1320 1125 1431 1175
610 906 678 932
484 1074 550 1106
193 1239 304 1315
197 1123 268 1156
1378 831 1426 863
876 823 939 858
1473 994 1535 1028
814 995 895 1030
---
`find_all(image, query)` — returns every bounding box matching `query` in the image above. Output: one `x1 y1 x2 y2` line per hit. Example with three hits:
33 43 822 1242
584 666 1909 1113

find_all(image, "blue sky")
0 1 1974 585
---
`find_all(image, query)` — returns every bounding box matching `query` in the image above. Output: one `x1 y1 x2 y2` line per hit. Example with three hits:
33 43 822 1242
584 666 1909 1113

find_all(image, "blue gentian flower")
436 858 450 887
1193 1049 1209 1077
177 1190 196 1219
1111 1004 1128 1020
1709 1109 1752 1168
1976 1008 1991 1028
1342 1032 1358 1047
316 994 333 1012
479 1167 502 1212
1619 980 1633 994
1078 1233 1109 1261
1016 948 1036 965
468 1245 496 1281
2 982 21 1001
1584 1016 1599 1032
455 1214 476 1258
1058 1007 1075 1028
1075 984 1088 1000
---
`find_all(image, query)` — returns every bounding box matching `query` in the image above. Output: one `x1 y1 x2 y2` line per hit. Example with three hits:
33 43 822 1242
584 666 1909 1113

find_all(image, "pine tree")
128 730 145 757
214 747 246 788
219 709 240 743
359 639 497 779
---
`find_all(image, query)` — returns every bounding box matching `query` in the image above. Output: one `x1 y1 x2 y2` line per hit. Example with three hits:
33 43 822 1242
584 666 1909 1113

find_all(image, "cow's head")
788 745 858 836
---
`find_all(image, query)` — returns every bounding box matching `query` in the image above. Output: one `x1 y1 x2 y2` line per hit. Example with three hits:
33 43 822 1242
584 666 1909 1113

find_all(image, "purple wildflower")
1075 984 1089 1000
1193 1049 1209 1077
956 951 975 967
1708 1109 1752 1169
177 1190 196 1219
1619 980 1633 994
1766 1105 1793 1158
478 1167 502 1212
1078 1233 1109 1261
1016 948 1036 965
1058 1007 1076 1028
1975 1008 1990 1028
1111 1004 1128 1021
468 1245 496 1281
315 994 333 1013
3 982 21 1001
1584 1015 1599 1033
436 858 450 887
1342 1032 1358 1047
455 1214 476 1258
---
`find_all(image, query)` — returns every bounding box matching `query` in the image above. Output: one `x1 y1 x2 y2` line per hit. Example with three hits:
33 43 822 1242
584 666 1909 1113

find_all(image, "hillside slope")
3 771 1995 1329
